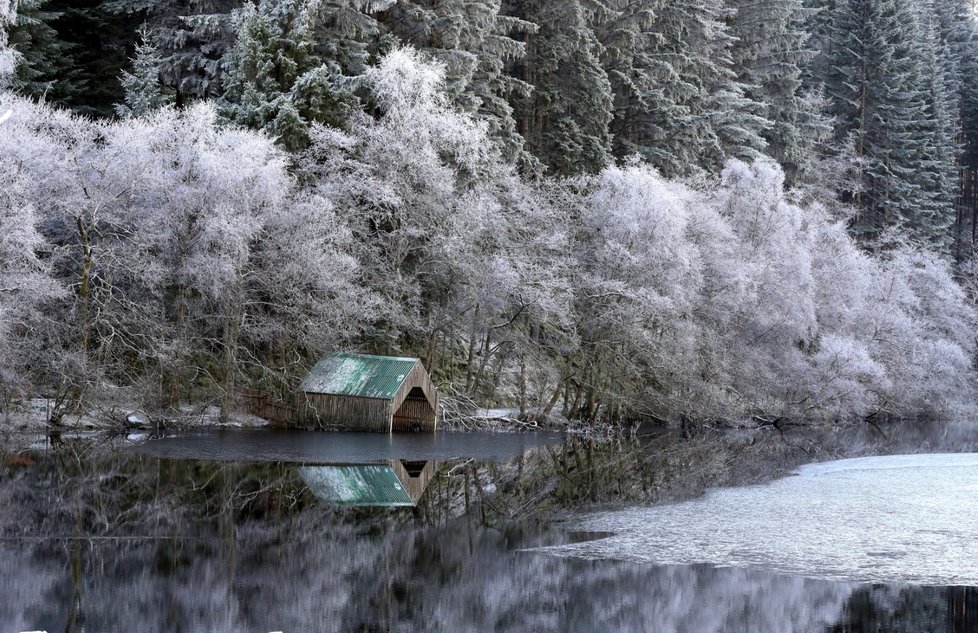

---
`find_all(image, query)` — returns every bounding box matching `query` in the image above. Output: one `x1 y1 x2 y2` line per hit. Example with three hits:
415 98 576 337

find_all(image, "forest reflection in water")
1 421 977 632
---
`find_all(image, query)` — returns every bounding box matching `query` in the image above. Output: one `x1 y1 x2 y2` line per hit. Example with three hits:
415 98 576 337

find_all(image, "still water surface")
1 424 977 632
133 428 565 462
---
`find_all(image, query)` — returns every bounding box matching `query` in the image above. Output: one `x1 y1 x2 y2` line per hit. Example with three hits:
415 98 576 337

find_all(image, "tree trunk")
220 301 240 424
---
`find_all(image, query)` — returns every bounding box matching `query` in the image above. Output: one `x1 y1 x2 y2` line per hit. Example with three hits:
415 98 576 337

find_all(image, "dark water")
2 422 978 632
132 428 565 462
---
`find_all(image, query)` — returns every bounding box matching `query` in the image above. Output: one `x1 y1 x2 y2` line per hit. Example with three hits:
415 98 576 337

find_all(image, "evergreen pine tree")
101 0 241 105
115 26 173 117
909 3 959 247
826 0 947 242
727 0 818 182
0 0 16 80
221 0 318 150
930 0 978 258
597 0 766 176
595 0 673 167
6 0 78 104
801 0 836 84
508 0 614 176
37 0 143 116
221 0 382 150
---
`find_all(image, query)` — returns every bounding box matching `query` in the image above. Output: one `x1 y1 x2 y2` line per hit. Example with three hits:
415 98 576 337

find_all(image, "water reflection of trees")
829 585 978 633
447 421 978 525
4 525 978 632
3 423 978 631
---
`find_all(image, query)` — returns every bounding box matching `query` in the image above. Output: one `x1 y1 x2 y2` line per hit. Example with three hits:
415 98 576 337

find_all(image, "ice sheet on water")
540 453 978 585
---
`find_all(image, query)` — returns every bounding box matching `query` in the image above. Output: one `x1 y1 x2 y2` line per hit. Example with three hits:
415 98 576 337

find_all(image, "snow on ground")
0 398 269 431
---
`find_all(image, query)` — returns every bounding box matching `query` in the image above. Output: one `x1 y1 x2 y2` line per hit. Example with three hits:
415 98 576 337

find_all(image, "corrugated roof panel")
298 465 416 506
299 352 419 399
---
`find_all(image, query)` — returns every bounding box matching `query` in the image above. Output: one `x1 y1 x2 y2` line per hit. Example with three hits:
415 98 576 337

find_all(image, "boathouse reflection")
298 460 436 507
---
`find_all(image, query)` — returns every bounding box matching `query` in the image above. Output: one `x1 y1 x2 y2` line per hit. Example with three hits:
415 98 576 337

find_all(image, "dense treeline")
2 0 978 426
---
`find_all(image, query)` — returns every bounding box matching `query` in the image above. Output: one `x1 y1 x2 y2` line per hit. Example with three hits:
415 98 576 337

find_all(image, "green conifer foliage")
510 0 614 176
37 0 143 116
826 0 957 244
930 0 978 258
115 26 173 117
221 0 356 150
7 0 78 103
133 0 241 104
598 0 766 176
0 0 14 81
220 0 395 150
728 0 819 182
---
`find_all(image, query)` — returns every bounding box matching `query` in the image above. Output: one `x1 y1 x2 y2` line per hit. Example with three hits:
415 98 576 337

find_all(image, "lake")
1 422 977 632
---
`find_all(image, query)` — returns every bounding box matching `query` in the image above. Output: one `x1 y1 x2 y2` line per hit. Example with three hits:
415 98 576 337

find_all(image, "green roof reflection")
299 464 417 507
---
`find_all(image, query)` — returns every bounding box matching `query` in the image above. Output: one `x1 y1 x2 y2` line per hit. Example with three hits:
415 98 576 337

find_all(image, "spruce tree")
595 0 672 167
6 0 79 104
0 0 14 81
220 0 393 150
910 4 959 247
930 0 978 257
115 26 173 117
826 0 943 242
221 0 320 150
37 0 143 116
597 0 766 176
727 0 818 182
112 0 242 105
508 0 614 176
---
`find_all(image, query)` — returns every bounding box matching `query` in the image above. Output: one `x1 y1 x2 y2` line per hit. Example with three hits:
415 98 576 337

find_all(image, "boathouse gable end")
298 352 439 432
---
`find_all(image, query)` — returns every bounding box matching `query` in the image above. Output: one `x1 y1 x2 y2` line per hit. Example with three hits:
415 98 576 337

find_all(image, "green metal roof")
299 352 419 399
298 464 416 506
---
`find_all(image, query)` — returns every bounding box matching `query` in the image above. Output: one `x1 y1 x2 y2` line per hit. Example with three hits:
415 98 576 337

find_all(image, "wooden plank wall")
299 392 392 431
392 393 435 432
242 360 441 432
240 389 297 427
389 365 439 432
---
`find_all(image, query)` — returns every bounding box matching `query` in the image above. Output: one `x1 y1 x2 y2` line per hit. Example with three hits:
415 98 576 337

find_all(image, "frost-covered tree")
109 104 366 413
0 91 367 417
559 156 977 423
598 0 767 176
377 0 536 165
102 0 241 103
0 99 63 402
727 0 818 182
824 0 957 245
929 0 978 258
115 26 173 117
0 0 17 79
0 96 111 406
220 0 392 150
299 48 571 404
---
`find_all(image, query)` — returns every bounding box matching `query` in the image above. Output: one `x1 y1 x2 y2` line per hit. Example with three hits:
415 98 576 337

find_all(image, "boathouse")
298 352 439 432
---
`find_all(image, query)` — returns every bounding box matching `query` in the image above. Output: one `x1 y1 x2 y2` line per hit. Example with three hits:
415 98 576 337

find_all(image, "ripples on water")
1 424 977 632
